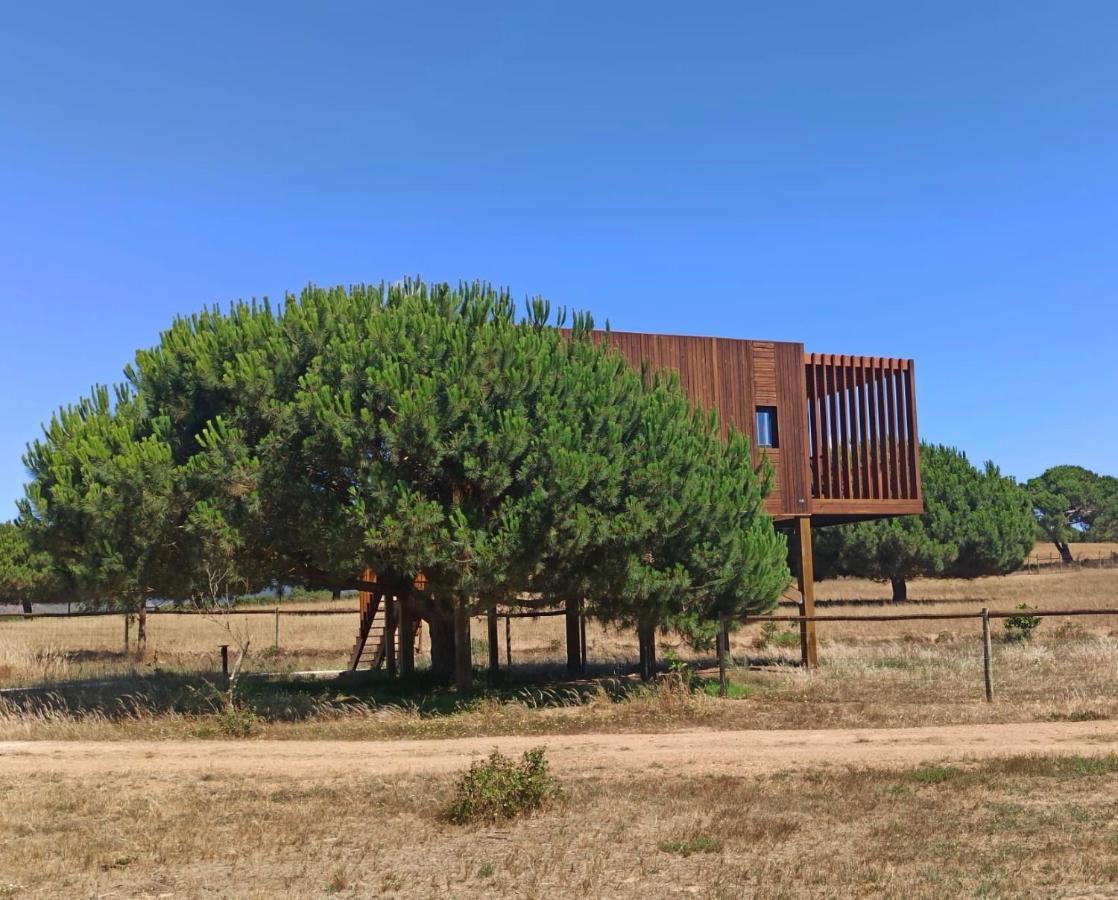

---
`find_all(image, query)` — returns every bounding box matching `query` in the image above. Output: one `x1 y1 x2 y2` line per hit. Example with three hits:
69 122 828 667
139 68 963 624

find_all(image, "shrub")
443 747 561 824
1004 604 1041 642
754 620 800 649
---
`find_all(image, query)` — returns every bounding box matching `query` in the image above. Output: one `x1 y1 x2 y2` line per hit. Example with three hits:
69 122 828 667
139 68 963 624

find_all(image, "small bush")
754 620 800 649
216 702 259 737
1004 604 1041 642
443 747 561 824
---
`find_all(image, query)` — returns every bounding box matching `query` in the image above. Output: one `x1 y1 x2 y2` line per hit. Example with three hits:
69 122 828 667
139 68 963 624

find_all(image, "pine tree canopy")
1027 465 1118 558
0 521 60 609
19 281 789 651
812 444 1035 600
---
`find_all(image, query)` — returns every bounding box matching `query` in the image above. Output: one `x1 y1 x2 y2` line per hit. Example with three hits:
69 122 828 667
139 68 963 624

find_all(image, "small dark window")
755 406 778 448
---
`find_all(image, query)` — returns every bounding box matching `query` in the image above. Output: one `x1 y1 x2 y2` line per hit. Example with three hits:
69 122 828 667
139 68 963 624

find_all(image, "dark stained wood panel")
583 331 921 523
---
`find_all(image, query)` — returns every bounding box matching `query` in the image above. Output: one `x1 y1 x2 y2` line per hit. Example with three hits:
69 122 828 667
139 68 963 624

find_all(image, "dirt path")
2 720 1117 780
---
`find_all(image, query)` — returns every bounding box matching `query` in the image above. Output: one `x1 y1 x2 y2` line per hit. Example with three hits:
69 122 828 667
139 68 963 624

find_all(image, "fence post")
505 614 512 667
220 644 230 680
981 607 993 702
274 606 280 650
123 613 130 652
579 600 588 675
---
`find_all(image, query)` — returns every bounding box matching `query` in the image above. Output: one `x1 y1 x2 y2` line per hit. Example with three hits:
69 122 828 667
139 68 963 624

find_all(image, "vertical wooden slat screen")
804 354 920 505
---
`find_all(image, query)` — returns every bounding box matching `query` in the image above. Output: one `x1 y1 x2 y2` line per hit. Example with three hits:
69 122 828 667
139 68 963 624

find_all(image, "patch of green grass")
700 679 751 699
658 834 723 856
908 765 962 785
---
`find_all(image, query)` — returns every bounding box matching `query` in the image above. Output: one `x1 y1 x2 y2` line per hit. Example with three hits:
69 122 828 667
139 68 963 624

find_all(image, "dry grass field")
3 748 1118 898
1 550 1117 897
0 548 1114 741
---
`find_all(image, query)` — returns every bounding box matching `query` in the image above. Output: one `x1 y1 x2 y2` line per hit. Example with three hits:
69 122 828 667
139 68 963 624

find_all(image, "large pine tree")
21 281 789 687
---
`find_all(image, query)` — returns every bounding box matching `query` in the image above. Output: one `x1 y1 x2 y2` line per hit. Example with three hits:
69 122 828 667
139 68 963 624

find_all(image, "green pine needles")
19 280 790 686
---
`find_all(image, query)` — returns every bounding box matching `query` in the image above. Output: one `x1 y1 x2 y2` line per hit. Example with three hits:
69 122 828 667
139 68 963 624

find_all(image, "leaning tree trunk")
136 600 147 647
890 577 908 603
1055 542 1073 565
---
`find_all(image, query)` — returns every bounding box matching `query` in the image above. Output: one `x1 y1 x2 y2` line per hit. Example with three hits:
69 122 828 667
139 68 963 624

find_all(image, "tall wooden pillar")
385 595 397 677
565 598 582 676
487 606 500 675
795 516 818 668
399 595 415 677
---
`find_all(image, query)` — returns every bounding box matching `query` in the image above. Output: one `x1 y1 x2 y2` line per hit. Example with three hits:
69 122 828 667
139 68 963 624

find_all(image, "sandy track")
2 721 1117 780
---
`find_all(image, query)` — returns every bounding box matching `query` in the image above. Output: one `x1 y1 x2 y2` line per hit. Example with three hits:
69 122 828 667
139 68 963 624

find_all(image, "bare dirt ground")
3 718 1117 780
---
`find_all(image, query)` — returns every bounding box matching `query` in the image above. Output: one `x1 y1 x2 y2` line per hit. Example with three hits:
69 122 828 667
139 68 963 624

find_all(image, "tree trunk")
453 599 472 692
565 598 582 676
331 589 342 601
137 602 147 647
427 605 456 684
21 599 32 616
1055 542 1073 565
891 577 908 603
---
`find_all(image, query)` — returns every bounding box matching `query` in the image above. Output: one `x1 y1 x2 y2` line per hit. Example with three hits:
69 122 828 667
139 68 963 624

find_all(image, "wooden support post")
123 613 130 652
981 607 993 702
453 599 472 692
385 595 397 678
565 598 582 676
487 605 500 675
399 596 415 678
579 600 588 675
505 613 512 667
795 516 819 668
220 644 230 679
274 606 280 650
638 625 656 681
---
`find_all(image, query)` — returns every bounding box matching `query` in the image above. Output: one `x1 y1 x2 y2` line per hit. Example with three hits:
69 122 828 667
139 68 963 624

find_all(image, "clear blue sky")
2 2 1116 519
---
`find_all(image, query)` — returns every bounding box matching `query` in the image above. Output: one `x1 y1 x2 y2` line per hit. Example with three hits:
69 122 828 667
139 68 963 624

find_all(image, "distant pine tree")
813 444 1034 601
1027 466 1118 563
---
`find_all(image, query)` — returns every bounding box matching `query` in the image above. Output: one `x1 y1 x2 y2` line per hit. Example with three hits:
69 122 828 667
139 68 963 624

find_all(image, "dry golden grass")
2 628 1118 741
0 564 1115 742
3 752 1118 898
2 556 1115 688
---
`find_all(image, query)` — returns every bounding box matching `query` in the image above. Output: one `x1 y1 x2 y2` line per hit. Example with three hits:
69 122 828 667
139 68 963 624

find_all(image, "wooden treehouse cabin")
351 331 922 673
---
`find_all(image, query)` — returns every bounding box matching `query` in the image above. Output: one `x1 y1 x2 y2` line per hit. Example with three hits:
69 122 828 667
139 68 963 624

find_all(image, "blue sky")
1 2 1116 518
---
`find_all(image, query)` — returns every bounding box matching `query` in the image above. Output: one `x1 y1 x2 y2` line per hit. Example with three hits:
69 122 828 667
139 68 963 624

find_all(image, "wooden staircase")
349 589 421 672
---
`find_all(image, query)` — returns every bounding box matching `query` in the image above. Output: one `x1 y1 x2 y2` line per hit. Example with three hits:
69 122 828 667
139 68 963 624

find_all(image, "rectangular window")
755 406 778 448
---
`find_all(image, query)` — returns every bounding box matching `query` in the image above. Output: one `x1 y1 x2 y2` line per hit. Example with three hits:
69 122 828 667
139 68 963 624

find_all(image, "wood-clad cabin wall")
594 331 811 519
